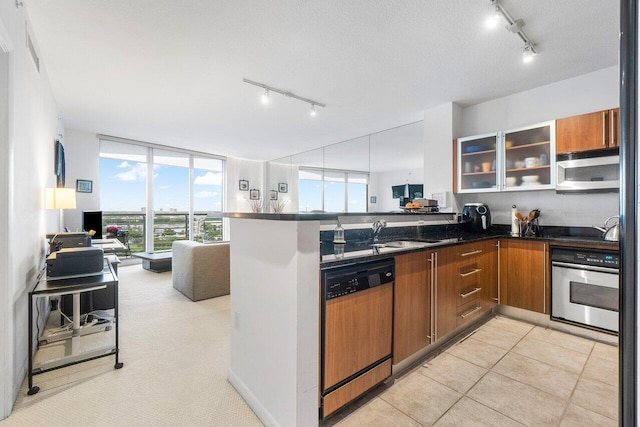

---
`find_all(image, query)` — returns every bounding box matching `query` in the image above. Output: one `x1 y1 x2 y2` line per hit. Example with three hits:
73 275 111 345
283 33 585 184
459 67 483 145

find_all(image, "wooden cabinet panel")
393 252 431 363
503 240 548 314
609 108 620 148
435 246 458 339
480 239 499 311
323 283 393 390
556 110 621 154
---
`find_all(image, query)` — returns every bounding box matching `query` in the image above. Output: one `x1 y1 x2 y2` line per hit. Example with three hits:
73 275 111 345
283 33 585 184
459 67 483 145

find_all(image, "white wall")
454 66 620 227
225 158 265 214
267 161 298 213
63 129 100 232
423 102 463 213
0 2 60 419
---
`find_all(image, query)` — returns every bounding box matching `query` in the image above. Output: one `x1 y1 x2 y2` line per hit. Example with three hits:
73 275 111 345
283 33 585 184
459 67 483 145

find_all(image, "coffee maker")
462 203 491 232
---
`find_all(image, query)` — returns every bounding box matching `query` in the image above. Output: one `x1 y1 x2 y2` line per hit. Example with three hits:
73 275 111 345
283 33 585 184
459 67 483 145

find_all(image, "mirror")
267 121 424 213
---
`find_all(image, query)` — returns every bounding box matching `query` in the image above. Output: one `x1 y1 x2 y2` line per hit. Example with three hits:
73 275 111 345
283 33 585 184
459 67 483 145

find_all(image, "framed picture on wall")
278 183 288 193
270 190 278 200
250 189 260 200
239 180 249 191
76 179 93 193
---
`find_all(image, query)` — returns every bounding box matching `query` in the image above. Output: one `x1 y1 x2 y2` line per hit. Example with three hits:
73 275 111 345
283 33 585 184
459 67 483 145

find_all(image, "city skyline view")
99 158 223 213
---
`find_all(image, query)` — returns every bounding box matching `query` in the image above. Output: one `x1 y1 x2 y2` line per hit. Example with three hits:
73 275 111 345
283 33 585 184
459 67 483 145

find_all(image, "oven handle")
551 261 619 275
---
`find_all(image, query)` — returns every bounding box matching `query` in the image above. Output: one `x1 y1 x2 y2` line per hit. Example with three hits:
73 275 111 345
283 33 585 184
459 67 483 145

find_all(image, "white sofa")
172 240 230 301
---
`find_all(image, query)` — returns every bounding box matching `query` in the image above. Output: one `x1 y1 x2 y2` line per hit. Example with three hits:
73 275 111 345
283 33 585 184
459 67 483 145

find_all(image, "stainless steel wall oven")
551 247 619 333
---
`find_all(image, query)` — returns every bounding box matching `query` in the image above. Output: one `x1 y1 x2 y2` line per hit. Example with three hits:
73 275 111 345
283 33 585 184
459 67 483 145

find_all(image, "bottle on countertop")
511 205 520 237
333 219 345 244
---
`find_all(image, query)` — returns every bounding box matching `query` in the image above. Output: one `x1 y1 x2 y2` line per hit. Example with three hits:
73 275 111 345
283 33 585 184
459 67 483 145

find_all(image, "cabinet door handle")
611 109 617 146
460 249 482 257
602 111 606 146
460 268 482 277
460 287 482 298
460 306 482 319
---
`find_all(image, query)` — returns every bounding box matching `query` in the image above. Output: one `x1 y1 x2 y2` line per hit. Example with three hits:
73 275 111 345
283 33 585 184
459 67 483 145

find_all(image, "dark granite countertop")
224 211 454 221
320 225 618 268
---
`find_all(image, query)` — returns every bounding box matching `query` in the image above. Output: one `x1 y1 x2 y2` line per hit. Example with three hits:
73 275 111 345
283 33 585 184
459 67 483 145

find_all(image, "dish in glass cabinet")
470 181 492 188
464 145 487 153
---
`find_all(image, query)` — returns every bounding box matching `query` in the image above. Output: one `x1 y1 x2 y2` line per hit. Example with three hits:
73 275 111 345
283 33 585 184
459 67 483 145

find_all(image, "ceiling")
25 0 619 161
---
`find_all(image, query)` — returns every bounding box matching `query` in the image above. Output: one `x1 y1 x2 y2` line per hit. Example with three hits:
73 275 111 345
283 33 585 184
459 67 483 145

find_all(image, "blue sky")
99 158 222 212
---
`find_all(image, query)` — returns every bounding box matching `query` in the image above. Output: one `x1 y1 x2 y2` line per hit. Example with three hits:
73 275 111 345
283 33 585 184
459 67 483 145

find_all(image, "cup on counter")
482 162 492 172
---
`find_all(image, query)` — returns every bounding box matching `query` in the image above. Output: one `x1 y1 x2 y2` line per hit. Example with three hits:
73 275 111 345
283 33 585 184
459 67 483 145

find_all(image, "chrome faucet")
372 219 387 242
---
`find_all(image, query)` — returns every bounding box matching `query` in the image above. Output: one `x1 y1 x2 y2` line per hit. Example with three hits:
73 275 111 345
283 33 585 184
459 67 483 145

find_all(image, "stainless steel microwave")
556 149 619 193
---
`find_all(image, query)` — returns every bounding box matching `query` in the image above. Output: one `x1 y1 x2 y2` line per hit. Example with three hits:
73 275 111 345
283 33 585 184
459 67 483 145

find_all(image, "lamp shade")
46 187 76 210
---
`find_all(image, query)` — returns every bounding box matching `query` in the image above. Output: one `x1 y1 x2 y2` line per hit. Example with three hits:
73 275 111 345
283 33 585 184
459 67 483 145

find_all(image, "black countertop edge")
224 212 454 221
320 232 619 268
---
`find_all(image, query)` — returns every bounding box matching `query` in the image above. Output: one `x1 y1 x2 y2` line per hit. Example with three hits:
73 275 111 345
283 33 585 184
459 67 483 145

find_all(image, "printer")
46 247 105 277
46 232 92 253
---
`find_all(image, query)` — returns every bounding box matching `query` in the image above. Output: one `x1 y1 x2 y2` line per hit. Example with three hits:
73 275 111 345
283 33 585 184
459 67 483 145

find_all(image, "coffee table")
132 251 172 272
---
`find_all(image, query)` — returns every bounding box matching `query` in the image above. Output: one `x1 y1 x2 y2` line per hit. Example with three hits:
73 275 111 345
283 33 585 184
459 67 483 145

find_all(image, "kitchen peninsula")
225 211 618 427
225 212 459 427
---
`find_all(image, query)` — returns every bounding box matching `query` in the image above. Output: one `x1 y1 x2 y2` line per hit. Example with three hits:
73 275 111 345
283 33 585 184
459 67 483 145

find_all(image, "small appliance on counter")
462 203 491 232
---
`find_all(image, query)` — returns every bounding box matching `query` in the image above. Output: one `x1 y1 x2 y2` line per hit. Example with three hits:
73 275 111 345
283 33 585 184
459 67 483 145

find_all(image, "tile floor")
335 316 618 426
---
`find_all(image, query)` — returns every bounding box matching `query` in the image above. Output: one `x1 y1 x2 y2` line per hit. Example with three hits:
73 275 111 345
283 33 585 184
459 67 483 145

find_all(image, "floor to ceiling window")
298 167 368 213
99 138 225 252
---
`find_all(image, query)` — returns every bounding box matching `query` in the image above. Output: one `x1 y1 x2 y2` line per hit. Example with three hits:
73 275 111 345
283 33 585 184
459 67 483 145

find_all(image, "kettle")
462 203 491 232
593 215 620 242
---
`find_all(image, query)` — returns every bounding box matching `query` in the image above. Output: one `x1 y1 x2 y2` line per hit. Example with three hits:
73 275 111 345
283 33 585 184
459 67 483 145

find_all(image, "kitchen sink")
372 240 441 249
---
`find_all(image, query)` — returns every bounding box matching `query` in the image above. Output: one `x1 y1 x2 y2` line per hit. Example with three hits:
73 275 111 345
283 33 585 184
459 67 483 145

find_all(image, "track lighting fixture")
243 78 326 116
522 42 537 64
486 0 538 63
261 89 270 104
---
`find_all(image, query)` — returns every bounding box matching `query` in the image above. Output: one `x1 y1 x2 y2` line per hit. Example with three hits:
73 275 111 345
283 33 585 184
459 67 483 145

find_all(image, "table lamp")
46 187 76 231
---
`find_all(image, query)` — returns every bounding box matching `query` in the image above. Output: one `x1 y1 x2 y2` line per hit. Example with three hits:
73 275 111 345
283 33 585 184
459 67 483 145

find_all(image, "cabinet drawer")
455 243 486 259
456 260 482 288
457 284 483 306
456 298 483 327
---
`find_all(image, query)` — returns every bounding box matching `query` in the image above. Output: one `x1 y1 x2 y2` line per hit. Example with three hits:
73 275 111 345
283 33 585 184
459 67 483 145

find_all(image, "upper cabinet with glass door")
503 121 555 191
457 132 499 193
456 121 555 193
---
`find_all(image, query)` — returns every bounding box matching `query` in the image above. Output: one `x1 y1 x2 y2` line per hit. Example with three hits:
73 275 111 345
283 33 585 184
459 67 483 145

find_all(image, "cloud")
194 172 222 186
195 190 219 198
114 163 157 181
117 161 131 168
158 185 169 190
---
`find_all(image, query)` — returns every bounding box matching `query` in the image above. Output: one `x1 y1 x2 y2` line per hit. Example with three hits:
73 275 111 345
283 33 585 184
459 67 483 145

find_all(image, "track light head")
261 89 270 104
522 42 537 63
310 104 317 117
485 0 501 29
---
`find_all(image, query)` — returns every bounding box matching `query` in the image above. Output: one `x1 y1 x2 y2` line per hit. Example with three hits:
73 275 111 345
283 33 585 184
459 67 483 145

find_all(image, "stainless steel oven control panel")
551 247 619 269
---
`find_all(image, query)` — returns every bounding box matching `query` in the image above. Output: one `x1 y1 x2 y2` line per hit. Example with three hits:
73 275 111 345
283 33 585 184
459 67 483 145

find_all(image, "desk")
28 259 123 395
91 238 128 254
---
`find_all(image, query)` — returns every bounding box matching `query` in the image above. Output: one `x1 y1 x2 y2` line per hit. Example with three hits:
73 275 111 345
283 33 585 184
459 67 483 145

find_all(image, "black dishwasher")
320 259 394 418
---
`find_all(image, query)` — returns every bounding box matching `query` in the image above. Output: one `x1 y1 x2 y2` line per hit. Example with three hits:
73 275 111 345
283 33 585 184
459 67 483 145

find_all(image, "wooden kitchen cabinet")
393 252 431 363
480 240 499 311
434 246 458 339
500 239 549 314
556 108 620 154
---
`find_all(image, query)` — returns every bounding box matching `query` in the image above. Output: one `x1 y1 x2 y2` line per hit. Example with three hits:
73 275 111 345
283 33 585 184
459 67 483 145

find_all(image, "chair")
115 231 131 258
172 240 230 301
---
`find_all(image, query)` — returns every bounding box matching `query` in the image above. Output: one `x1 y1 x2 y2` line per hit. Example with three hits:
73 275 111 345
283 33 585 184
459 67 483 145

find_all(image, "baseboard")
227 369 281 427
495 305 618 346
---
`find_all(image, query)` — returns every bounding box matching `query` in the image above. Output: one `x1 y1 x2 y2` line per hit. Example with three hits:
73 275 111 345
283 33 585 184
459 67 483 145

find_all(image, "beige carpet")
1 265 263 426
